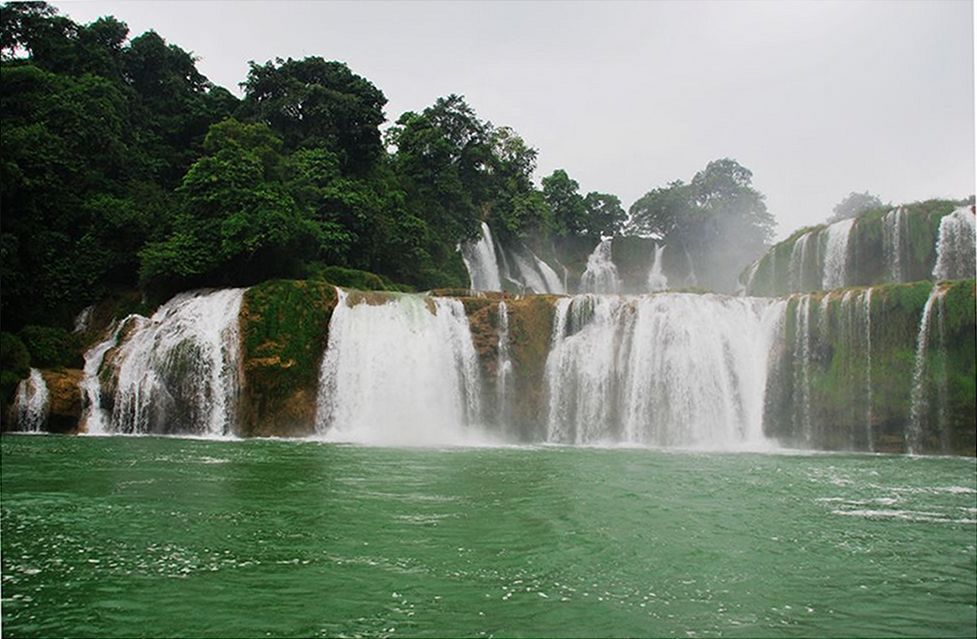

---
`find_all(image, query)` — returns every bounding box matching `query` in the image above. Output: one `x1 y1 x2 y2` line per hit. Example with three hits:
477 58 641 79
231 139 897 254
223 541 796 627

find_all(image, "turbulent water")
2 436 974 638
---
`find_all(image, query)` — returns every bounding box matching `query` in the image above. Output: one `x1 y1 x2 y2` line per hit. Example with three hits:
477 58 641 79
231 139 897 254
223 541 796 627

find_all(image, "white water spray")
580 239 621 294
315 290 484 445
461 222 503 291
932 206 976 281
13 368 49 432
108 289 245 436
822 218 855 290
647 244 668 292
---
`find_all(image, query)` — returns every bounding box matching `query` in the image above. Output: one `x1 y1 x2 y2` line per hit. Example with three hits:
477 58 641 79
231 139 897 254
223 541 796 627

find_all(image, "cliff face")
238 280 338 437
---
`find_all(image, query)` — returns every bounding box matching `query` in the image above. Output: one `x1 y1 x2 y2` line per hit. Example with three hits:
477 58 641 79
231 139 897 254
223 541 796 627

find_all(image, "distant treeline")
0 2 775 330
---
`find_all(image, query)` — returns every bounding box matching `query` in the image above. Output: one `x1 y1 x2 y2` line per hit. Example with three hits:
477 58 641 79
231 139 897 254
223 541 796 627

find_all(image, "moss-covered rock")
764 279 975 455
17 325 83 369
506 294 560 440
238 280 338 437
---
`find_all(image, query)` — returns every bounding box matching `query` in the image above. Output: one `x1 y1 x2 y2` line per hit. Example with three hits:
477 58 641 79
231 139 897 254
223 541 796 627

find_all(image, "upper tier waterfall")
460 222 502 291
580 239 621 294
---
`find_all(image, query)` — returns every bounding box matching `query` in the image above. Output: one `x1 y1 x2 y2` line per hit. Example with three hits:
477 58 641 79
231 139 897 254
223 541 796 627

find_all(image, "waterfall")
544 293 782 447
12 369 49 432
580 239 621 294
882 208 908 282
932 206 977 281
862 289 874 452
460 222 502 291
791 295 814 445
73 305 94 334
510 250 565 294
788 232 813 291
906 286 948 454
108 289 245 436
647 243 668 292
822 218 855 289
80 319 131 434
496 300 513 427
315 289 484 445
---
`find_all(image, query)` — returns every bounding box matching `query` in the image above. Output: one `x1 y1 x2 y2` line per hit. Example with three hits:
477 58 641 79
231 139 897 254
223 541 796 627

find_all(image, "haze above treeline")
1 2 972 332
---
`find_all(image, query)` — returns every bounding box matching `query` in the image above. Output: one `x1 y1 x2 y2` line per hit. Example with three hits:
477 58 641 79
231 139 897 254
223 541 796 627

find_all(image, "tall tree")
828 191 883 223
241 57 386 174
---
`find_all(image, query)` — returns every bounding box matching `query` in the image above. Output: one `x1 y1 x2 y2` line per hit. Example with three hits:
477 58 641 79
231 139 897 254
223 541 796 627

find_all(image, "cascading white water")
647 243 668 292
12 368 49 432
792 295 814 445
544 293 783 448
315 289 483 445
79 319 128 434
882 208 908 282
510 251 565 294
788 232 814 291
73 305 94 334
821 218 855 289
496 300 513 426
460 222 503 291
108 289 245 436
932 206 976 281
906 286 947 454
580 239 621 294
862 289 874 452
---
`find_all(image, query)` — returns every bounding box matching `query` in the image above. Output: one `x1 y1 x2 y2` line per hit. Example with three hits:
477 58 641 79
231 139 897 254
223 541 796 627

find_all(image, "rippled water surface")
2 436 975 637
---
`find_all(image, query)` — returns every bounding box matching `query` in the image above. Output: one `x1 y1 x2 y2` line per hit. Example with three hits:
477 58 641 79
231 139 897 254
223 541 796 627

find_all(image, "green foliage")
17 325 81 368
307 265 412 292
241 57 386 174
239 280 338 436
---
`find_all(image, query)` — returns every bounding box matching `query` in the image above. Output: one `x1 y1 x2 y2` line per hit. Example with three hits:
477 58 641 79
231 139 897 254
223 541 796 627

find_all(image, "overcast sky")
58 0 975 239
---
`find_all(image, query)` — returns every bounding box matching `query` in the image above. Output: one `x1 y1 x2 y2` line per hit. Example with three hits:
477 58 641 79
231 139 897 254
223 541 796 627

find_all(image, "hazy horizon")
58 0 975 239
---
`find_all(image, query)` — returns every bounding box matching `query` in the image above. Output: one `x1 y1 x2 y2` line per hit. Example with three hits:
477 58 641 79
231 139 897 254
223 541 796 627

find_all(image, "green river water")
1 435 975 637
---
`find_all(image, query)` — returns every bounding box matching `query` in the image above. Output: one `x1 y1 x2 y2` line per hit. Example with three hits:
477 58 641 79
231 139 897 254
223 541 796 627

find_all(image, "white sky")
57 0 975 239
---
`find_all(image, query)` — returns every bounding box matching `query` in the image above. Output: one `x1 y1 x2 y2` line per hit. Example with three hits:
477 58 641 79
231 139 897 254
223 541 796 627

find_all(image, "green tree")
139 119 319 291
582 191 626 237
542 169 587 236
241 57 386 174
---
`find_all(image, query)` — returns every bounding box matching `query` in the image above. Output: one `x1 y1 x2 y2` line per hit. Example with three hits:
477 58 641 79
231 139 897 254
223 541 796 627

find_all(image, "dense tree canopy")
628 159 774 291
0 2 764 339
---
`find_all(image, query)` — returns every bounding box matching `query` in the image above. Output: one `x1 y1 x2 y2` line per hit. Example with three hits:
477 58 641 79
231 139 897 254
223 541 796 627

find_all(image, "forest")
0 2 775 334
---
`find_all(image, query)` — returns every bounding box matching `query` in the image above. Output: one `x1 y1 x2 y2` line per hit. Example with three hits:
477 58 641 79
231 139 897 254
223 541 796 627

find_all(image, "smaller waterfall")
932 206 977 281
821 218 855 289
315 290 484 445
510 250 565 294
580 239 621 294
461 222 502 291
13 369 49 432
80 320 127 434
906 286 948 454
788 232 814 292
496 300 513 426
792 295 814 445
882 208 908 282
862 289 874 452
647 243 668 292
109 289 245 436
